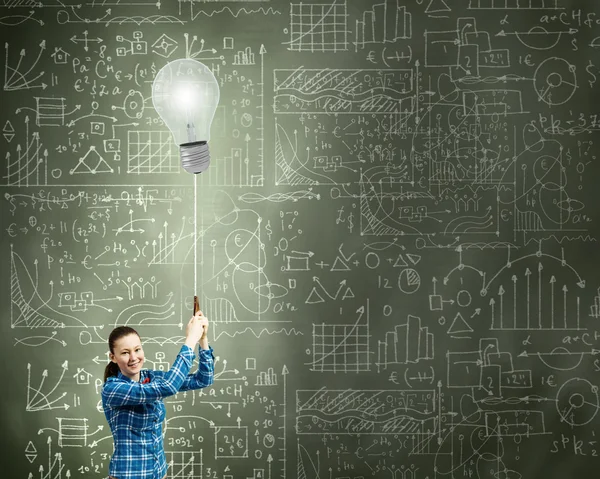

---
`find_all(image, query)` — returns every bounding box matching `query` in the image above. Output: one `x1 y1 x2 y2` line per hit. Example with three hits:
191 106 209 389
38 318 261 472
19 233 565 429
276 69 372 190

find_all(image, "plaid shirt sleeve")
153 344 215 392
102 344 195 407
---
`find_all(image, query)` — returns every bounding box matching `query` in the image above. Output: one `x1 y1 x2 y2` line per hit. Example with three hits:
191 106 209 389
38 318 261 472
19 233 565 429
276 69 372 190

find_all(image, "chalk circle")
263 434 275 448
124 90 145 119
547 72 562 87
556 377 599 426
241 113 253 127
57 10 69 24
569 393 585 408
456 290 472 307
79 330 92 345
398 268 420 294
51 168 62 179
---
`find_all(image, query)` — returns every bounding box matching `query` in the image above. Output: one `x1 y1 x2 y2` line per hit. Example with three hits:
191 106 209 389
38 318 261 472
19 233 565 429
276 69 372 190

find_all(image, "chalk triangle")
448 312 473 335
92 157 114 174
70 157 94 174
406 253 421 265
25 441 37 454
393 254 408 267
330 256 351 271
426 0 451 13
306 288 325 304
3 120 14 133
341 287 355 300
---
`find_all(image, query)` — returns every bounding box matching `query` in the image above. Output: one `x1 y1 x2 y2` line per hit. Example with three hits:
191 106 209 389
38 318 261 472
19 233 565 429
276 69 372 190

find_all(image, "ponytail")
103 325 140 383
104 361 120 382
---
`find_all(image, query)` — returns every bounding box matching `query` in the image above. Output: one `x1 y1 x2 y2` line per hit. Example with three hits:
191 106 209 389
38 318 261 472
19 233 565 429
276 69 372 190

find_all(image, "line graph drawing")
127 131 180 174
4 117 47 186
3 41 47 91
308 302 370 373
284 1 349 52
26 360 69 412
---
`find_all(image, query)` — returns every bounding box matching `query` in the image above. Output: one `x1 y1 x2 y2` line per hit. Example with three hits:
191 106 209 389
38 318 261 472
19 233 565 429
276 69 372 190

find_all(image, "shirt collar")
117 369 147 383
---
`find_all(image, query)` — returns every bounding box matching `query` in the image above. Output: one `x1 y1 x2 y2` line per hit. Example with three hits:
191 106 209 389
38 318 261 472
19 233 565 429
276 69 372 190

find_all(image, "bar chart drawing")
233 47 255 65
285 1 349 52
376 314 434 371
489 265 583 332
255 367 278 386
589 288 600 319
355 0 412 50
202 147 263 187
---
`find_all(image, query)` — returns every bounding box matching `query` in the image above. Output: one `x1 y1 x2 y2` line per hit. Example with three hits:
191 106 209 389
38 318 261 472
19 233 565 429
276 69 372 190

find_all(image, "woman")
101 309 214 479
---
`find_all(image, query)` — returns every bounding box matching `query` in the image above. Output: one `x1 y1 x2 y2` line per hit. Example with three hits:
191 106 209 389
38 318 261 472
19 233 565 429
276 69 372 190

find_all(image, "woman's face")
109 333 145 381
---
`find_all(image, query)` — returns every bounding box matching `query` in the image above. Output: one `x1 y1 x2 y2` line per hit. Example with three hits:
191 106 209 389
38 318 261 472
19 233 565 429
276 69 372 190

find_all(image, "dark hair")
104 326 140 383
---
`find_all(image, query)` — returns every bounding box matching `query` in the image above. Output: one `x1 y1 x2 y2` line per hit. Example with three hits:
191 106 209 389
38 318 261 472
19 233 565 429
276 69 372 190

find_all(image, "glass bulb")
152 58 220 174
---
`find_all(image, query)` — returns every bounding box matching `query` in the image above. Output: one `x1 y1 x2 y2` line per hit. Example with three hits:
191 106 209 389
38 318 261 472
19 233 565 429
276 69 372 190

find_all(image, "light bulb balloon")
151 58 220 174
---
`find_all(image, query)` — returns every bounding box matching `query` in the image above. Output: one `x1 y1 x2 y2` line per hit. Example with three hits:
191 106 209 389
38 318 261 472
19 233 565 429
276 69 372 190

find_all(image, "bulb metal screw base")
180 141 210 174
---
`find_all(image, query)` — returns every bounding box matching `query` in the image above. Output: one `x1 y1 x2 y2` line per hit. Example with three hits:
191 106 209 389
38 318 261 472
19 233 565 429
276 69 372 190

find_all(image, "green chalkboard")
2 0 600 478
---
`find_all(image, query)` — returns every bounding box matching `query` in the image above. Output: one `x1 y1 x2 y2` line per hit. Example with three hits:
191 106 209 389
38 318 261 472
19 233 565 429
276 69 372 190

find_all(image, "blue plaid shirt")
101 344 214 479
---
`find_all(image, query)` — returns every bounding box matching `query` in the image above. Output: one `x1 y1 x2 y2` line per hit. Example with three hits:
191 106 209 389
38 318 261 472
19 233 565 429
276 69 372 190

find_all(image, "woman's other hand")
196 310 209 339
184 312 205 348
196 310 209 350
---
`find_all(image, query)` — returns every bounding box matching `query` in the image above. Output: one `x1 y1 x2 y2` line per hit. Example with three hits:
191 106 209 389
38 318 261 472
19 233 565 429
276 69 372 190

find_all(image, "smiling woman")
101 313 214 479
109 333 145 381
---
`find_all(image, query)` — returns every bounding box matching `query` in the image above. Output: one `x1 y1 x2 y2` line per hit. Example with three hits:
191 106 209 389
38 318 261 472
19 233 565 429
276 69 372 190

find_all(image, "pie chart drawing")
533 57 577 106
398 268 421 294
556 378 599 426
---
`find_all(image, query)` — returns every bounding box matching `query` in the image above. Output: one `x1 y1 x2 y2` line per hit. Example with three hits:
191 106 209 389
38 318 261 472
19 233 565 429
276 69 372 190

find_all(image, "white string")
194 173 197 298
